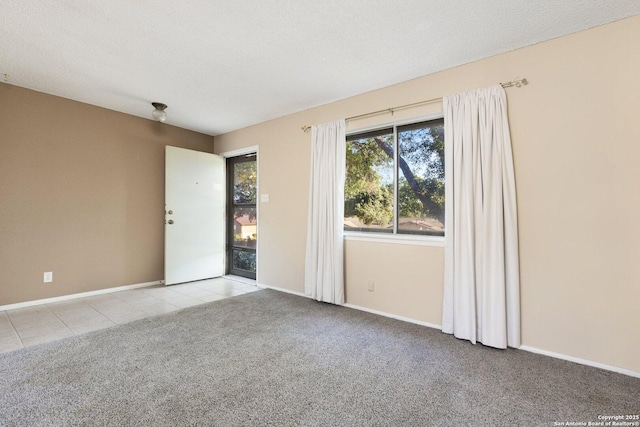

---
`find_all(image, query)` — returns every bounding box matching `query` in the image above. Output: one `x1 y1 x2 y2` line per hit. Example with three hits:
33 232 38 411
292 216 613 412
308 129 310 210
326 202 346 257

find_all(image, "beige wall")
215 15 640 373
0 85 214 305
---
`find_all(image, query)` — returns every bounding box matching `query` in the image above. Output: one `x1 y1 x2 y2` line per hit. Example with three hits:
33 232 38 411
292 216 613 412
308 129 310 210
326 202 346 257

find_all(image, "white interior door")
165 146 225 285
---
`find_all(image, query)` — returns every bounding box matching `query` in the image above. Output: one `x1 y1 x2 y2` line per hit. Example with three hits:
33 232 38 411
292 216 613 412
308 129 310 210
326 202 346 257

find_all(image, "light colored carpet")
0 289 638 426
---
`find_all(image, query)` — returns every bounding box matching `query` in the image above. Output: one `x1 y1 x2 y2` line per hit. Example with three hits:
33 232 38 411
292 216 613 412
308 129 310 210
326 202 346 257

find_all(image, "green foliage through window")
344 119 445 236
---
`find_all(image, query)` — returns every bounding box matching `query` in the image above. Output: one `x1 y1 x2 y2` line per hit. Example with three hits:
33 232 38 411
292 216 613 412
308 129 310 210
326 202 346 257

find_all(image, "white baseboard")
518 345 640 379
256 283 308 298
343 303 443 331
254 284 442 331
0 280 163 312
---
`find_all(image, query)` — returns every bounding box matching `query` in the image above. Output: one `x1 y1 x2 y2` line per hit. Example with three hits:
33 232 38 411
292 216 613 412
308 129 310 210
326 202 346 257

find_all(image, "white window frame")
344 113 445 247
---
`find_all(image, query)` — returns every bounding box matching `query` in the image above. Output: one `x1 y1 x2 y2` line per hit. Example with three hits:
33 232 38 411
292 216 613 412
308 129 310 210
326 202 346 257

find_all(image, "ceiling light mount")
151 102 168 123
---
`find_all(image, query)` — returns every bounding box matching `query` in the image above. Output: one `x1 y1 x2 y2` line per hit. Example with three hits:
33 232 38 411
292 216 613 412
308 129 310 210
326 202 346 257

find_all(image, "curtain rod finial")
501 77 529 88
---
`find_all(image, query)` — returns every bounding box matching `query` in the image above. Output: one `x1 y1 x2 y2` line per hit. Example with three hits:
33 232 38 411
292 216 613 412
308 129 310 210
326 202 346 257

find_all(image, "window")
344 118 445 236
227 154 257 279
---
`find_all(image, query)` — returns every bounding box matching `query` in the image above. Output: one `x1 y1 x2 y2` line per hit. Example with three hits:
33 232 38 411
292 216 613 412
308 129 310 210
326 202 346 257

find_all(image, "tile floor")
0 277 260 354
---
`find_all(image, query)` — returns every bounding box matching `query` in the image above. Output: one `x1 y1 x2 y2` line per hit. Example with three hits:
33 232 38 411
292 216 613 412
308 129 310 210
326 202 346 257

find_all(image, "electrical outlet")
368 281 375 292
44 272 53 283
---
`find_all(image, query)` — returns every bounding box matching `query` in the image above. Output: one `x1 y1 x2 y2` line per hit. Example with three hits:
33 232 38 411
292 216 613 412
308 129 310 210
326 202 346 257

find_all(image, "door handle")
168 220 174 225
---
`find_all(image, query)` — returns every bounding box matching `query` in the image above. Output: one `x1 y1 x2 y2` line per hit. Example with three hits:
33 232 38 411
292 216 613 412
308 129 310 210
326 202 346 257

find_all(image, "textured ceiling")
1 1 639 136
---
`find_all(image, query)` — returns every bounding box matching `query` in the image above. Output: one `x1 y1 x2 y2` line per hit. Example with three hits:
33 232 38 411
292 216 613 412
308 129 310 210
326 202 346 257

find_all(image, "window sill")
344 231 445 247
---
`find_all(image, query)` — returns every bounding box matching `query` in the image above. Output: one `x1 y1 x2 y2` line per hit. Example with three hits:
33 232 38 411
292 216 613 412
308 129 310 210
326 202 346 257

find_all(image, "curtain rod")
301 78 528 133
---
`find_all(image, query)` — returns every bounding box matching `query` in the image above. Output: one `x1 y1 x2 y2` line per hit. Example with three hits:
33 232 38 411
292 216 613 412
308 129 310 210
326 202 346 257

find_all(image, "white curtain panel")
304 119 346 304
442 85 521 349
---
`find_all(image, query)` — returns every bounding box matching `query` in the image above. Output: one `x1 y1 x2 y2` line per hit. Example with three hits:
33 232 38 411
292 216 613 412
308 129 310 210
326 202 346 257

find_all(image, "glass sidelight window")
227 154 257 279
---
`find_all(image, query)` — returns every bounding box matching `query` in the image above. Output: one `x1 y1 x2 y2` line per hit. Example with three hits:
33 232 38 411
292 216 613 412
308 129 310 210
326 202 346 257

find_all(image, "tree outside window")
344 119 445 236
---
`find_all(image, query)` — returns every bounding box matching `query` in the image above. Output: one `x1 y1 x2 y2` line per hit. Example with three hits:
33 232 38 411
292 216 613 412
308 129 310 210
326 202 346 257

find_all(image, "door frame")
219 145 259 282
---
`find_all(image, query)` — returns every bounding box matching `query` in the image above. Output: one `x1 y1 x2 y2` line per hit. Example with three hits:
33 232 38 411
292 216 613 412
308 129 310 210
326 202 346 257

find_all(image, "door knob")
168 210 173 215
168 220 174 224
